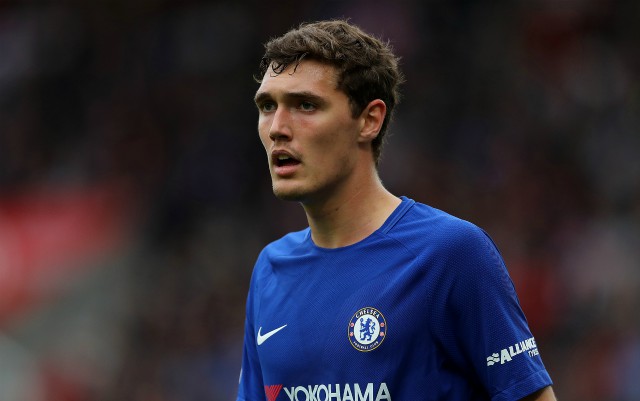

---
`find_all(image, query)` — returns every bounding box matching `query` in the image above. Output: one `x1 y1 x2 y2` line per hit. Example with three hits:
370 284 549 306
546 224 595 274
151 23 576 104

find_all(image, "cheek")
313 119 358 155
257 120 271 149
309 126 357 172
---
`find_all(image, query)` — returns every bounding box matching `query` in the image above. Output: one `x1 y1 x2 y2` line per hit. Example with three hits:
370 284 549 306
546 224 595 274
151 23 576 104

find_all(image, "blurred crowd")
1 1 639 400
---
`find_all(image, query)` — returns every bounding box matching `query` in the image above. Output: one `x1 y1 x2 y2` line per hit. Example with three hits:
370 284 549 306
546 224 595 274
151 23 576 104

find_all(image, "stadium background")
1 1 639 400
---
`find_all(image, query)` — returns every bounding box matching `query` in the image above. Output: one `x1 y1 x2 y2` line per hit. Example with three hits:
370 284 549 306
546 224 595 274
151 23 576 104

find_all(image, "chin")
272 181 311 202
272 187 306 202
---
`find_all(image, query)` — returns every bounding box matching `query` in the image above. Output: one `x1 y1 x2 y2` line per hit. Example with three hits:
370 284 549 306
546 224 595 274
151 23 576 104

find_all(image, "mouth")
272 150 301 166
271 151 301 176
274 154 300 167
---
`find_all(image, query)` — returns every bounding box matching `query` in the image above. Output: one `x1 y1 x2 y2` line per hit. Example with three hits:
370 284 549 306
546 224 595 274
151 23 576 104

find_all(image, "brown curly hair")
256 19 404 165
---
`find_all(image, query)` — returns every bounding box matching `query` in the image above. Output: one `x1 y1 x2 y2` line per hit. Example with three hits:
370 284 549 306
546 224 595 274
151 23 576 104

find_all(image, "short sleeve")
438 225 552 400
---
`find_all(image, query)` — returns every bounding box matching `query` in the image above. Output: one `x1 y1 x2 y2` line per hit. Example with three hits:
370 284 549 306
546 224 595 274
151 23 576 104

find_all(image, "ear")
357 99 387 144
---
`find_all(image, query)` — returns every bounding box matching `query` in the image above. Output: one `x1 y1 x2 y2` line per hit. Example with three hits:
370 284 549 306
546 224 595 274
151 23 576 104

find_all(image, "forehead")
256 59 340 97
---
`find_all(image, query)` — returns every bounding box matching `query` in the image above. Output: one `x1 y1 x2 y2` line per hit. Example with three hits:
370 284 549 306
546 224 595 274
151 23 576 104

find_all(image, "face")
254 60 364 203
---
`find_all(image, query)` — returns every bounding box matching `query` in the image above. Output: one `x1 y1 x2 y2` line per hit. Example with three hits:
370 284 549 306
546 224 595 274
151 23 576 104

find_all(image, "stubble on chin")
272 184 306 202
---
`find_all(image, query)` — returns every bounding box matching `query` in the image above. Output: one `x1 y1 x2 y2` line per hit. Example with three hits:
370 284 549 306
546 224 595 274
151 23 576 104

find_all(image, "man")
238 19 555 401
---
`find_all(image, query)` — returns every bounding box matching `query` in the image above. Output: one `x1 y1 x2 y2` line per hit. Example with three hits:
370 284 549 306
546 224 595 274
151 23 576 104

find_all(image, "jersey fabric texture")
238 197 552 401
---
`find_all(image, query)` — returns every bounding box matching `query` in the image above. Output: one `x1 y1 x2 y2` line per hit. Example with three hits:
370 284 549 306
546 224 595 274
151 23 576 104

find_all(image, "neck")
302 171 401 249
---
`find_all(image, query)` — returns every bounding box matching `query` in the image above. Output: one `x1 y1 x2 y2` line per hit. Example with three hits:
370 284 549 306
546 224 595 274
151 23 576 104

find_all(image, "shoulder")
399 202 516 305
252 227 311 277
259 227 310 259
388 199 493 257
388 199 508 295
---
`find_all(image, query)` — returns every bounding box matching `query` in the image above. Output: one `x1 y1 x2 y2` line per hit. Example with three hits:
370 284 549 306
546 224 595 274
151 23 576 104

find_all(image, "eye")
259 101 276 113
299 101 316 111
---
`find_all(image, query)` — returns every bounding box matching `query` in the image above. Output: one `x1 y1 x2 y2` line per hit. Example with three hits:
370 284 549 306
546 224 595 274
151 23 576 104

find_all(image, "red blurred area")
0 182 133 327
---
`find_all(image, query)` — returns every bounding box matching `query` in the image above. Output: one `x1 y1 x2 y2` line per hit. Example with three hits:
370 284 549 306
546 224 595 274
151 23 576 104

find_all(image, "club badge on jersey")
348 307 387 352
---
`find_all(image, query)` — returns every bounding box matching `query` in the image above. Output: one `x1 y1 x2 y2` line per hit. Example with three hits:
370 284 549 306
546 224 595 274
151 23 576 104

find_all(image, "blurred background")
1 1 639 400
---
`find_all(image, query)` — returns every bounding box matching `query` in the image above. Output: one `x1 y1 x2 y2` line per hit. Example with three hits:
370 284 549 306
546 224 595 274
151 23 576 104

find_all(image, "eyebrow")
254 91 326 106
253 91 270 105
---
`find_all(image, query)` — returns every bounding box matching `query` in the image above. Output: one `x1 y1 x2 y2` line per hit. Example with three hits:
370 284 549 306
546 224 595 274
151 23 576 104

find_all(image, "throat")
305 191 401 249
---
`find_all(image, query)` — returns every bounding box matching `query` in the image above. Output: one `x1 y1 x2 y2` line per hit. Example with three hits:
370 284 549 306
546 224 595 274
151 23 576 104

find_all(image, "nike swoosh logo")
257 324 287 345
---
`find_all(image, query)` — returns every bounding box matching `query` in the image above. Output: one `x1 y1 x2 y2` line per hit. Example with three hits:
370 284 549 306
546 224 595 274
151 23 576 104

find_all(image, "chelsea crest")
348 307 387 352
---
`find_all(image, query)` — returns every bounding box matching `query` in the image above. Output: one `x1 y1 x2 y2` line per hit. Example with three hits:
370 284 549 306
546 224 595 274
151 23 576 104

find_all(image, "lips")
271 150 300 166
271 150 300 176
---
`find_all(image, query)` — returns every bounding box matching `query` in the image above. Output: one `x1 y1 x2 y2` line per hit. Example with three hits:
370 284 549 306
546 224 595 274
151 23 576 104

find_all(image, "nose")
268 107 292 142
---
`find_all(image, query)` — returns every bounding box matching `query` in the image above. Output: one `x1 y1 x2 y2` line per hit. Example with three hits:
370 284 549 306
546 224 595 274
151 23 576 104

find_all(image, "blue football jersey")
238 197 552 401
